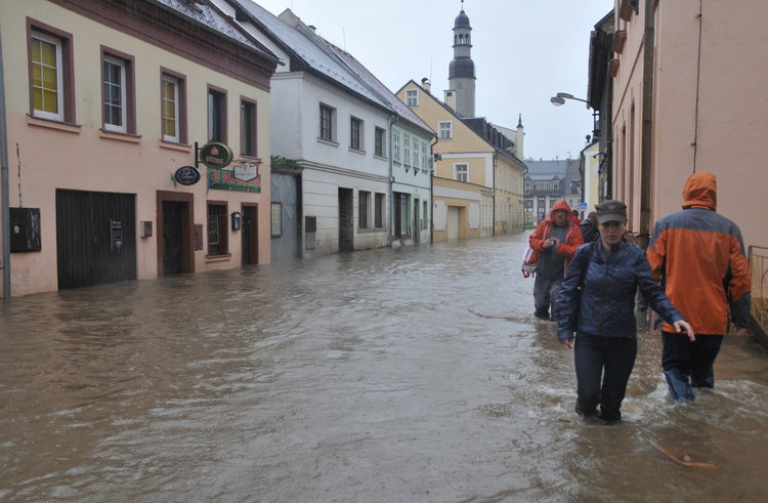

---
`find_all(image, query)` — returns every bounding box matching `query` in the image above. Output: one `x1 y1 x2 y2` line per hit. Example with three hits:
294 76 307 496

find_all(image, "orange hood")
550 200 573 221
682 173 717 209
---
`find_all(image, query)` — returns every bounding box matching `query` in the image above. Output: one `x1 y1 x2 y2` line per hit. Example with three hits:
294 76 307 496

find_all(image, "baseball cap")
595 200 627 224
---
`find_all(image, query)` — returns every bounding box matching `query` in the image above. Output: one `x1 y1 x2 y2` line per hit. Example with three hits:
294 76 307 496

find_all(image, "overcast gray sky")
247 0 613 161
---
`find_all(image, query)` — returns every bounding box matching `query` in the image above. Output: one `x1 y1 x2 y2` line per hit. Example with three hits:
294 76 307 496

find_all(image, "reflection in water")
2 234 768 503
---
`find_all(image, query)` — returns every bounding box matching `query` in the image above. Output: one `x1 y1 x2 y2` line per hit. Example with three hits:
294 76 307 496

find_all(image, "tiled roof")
229 0 389 109
152 0 276 59
322 42 434 136
525 159 574 177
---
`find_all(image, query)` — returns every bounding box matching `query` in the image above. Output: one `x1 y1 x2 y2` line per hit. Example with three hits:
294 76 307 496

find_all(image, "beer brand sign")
208 167 261 193
199 142 233 168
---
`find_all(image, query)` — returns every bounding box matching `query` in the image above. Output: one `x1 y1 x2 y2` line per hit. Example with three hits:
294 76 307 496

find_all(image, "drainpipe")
492 153 497 237
387 115 396 247
638 0 656 249
430 137 437 244
0 24 11 300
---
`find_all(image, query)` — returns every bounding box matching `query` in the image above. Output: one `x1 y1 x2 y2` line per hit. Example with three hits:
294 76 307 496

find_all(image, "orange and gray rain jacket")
647 173 751 334
529 200 584 275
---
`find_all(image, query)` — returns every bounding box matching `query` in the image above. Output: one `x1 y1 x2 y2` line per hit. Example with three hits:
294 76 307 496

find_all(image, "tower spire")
448 2 476 117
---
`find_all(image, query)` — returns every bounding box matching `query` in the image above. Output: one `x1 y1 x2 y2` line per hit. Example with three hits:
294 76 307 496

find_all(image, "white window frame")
31 32 64 122
455 163 468 182
403 134 411 167
421 143 429 171
162 74 180 142
103 55 127 133
412 138 420 169
393 130 401 163
406 89 418 106
438 121 452 139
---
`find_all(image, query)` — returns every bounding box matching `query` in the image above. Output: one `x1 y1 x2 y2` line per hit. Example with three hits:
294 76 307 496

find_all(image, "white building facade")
221 0 396 256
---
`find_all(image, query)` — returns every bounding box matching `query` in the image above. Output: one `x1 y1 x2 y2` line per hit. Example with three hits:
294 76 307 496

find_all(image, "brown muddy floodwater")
1 233 768 503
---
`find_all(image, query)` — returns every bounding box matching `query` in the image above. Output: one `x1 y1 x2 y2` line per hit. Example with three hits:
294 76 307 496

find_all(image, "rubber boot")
664 369 694 402
575 400 597 418
598 407 621 425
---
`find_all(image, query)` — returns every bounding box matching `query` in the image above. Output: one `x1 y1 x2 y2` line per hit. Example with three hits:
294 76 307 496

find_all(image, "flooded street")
2 233 768 503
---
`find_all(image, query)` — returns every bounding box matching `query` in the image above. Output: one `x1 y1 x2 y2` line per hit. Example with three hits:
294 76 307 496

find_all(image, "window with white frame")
406 89 418 106
30 31 65 121
421 143 429 171
102 56 127 132
438 121 452 139
412 138 420 169
101 47 135 135
455 163 468 182
403 135 411 166
162 73 181 142
393 130 401 162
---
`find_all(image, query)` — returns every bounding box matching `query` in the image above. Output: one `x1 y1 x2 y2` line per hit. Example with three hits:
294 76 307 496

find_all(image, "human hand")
560 338 573 349
673 320 695 342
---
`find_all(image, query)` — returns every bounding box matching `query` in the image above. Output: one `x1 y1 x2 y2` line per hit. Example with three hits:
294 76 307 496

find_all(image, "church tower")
448 1 476 118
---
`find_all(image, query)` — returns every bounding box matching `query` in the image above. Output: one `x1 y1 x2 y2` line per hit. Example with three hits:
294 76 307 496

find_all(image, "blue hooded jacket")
556 239 683 340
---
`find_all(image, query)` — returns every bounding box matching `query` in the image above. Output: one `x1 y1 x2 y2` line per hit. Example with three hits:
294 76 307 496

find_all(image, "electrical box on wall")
10 208 41 253
140 221 153 238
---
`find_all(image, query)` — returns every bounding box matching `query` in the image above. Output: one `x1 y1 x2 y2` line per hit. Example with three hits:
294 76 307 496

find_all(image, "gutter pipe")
0 23 11 300
387 115 396 247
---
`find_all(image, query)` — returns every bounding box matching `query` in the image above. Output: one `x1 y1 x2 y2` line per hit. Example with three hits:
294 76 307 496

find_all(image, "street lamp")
550 92 588 107
550 91 599 139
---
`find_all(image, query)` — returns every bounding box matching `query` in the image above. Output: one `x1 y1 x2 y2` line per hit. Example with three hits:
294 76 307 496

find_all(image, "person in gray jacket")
556 200 693 423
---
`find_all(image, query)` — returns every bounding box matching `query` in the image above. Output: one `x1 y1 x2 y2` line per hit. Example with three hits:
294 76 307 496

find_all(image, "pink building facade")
0 0 278 297
608 0 768 250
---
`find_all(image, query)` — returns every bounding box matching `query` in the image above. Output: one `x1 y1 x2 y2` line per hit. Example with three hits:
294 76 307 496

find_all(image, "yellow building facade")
396 81 525 242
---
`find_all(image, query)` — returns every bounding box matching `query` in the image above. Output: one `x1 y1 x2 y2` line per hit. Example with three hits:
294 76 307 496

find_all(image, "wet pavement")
2 233 768 503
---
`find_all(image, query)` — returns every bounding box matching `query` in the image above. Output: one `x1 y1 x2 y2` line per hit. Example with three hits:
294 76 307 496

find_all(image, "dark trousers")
662 332 724 389
533 275 562 319
574 333 637 422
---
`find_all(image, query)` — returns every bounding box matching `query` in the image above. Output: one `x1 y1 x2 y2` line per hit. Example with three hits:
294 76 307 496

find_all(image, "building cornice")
48 0 276 91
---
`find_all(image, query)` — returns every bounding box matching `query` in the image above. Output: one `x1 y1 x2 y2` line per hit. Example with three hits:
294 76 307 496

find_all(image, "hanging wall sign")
234 162 259 182
174 165 201 185
207 168 261 193
199 142 233 169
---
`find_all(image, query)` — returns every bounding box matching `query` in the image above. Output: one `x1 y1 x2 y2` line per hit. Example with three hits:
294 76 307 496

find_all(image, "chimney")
421 78 431 93
444 90 457 112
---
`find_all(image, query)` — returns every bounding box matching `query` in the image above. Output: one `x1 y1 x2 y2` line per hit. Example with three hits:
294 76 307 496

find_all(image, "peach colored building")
0 0 277 297
606 0 768 250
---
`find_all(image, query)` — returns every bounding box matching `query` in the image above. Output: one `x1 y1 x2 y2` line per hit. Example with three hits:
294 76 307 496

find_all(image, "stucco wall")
1 0 273 296
611 0 768 250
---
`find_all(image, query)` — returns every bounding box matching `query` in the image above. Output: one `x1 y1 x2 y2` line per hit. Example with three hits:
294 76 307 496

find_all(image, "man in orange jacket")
647 173 751 401
529 200 584 320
